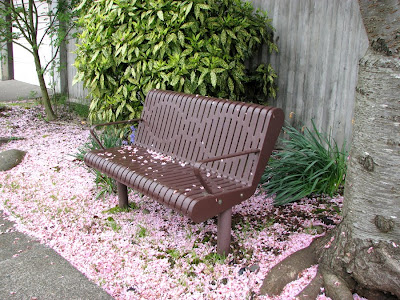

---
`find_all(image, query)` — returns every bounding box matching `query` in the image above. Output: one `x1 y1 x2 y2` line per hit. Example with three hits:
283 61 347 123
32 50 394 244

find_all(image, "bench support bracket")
117 182 128 209
217 208 232 255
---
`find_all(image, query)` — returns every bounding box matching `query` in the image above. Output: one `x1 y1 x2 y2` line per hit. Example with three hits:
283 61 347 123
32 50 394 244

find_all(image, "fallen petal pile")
0 103 353 299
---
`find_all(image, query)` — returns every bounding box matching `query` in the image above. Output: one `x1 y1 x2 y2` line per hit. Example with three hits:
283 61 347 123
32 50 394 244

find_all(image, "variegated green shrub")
74 0 277 123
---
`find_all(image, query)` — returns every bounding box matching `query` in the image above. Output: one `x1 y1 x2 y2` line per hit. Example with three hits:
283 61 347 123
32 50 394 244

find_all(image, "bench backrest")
135 89 284 187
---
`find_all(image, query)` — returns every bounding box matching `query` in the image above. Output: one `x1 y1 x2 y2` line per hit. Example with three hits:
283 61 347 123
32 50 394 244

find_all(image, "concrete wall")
65 34 89 103
0 41 13 81
251 0 369 146
0 0 14 81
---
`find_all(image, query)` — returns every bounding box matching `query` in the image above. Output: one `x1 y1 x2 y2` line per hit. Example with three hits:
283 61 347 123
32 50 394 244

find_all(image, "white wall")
12 0 53 87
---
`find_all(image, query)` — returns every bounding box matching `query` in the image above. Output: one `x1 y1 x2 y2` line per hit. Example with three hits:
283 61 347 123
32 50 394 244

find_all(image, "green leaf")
228 77 234 93
199 84 206 95
194 5 200 19
180 22 195 29
121 44 127 57
148 15 155 27
126 103 134 112
178 31 185 46
171 75 180 86
221 30 227 46
153 41 164 55
210 71 217 87
160 72 169 82
196 4 210 10
227 30 237 39
212 34 220 44
115 104 123 118
100 74 105 89
157 11 164 21
184 2 193 17
123 85 128 98
181 48 193 57
190 71 196 83
213 68 225 74
89 50 100 63
166 33 177 44
198 70 208 86
72 72 84 85
106 75 117 86
219 59 230 69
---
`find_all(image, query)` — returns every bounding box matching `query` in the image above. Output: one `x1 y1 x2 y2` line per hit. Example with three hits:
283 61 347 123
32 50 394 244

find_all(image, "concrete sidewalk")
0 80 53 102
0 211 114 300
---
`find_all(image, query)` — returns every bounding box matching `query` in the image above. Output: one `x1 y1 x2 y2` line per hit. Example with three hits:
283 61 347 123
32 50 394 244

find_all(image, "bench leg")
217 208 232 255
117 182 128 208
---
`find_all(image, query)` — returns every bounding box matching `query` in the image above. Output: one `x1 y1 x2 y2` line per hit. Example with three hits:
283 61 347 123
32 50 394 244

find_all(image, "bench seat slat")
85 145 251 222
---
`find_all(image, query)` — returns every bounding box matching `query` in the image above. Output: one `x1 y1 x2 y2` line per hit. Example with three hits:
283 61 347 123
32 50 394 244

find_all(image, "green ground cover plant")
74 0 277 123
52 94 90 119
74 128 124 197
260 122 348 205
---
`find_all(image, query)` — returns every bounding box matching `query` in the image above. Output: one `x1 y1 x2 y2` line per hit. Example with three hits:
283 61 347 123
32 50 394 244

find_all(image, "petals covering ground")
0 104 350 299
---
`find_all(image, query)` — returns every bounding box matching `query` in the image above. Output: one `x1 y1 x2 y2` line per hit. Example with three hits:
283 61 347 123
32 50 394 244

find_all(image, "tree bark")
261 1 400 298
318 0 400 297
28 0 56 121
33 48 56 121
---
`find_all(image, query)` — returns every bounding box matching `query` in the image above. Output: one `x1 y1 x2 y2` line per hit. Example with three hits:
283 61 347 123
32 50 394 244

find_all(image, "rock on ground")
0 149 26 171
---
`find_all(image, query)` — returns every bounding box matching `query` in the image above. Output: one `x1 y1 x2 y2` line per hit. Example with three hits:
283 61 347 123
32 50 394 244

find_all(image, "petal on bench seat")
84 146 250 222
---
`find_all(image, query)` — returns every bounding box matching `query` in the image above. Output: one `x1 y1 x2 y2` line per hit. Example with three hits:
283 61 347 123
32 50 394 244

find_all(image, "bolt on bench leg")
117 182 128 208
217 208 232 255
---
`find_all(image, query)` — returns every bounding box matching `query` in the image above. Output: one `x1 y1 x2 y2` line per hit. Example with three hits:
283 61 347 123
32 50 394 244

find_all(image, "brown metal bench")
84 89 284 254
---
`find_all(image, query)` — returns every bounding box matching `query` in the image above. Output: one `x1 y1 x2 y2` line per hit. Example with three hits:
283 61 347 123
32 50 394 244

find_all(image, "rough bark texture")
319 0 400 297
318 222 400 298
33 50 56 121
260 237 321 296
261 1 400 299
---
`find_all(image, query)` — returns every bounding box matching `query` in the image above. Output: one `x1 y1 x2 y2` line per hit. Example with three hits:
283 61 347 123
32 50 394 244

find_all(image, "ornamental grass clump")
74 128 126 197
74 124 136 197
73 0 277 123
260 121 348 206
74 128 124 161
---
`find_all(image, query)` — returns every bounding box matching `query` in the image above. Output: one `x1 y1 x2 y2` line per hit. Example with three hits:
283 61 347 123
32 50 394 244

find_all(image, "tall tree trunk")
29 0 56 121
318 1 400 297
32 43 56 121
261 1 399 299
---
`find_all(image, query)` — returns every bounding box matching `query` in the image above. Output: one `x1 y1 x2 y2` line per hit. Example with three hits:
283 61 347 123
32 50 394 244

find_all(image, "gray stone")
0 137 12 146
248 263 260 273
239 264 260 276
0 149 26 171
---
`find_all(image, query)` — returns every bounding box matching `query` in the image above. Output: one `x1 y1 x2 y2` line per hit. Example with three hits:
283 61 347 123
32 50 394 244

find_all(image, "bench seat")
85 145 255 223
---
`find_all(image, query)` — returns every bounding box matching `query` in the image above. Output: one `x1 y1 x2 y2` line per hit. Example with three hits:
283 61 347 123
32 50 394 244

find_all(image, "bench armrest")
192 148 261 194
90 118 143 149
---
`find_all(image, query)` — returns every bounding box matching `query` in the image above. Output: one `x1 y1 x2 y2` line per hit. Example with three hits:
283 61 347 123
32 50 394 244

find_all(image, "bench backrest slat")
135 89 283 187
